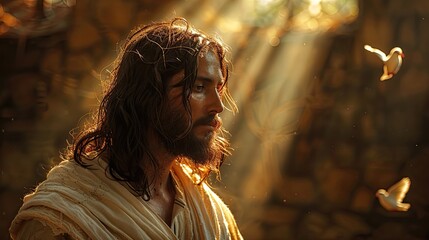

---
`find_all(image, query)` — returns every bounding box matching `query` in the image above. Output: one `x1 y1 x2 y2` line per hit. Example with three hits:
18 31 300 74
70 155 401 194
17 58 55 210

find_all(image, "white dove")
364 45 404 81
376 177 411 212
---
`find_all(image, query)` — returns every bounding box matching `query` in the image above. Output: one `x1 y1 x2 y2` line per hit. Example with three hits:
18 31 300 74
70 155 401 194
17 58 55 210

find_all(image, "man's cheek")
191 92 205 101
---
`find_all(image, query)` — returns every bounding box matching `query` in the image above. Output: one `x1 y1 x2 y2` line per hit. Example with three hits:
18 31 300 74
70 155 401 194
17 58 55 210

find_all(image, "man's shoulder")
201 183 229 207
46 158 104 177
200 183 243 239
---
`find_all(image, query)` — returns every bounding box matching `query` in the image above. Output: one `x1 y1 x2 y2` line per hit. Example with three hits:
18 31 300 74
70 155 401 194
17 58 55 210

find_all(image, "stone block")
320 167 359 206
351 186 374 213
276 176 316 205
364 158 398 190
298 211 330 239
259 206 299 225
332 211 371 235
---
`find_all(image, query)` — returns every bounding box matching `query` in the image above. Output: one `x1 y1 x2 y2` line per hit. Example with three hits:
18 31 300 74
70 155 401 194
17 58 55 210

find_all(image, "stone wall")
1 0 429 239
258 1 429 239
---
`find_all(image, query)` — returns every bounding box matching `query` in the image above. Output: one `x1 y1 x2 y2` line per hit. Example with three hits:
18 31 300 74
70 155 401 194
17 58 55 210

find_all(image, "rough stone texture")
320 167 359 206
275 177 316 205
332 211 371 236
351 186 374 213
1 0 429 239
278 0 429 238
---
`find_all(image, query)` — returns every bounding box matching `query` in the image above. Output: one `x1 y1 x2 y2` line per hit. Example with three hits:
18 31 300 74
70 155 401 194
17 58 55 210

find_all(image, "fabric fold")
10 159 242 240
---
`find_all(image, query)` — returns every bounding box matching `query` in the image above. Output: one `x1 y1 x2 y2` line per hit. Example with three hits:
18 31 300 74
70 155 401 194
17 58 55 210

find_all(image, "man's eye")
194 85 205 92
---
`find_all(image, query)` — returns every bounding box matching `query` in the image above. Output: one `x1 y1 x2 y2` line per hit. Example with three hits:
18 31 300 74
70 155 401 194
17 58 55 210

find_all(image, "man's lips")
209 118 222 130
195 116 222 131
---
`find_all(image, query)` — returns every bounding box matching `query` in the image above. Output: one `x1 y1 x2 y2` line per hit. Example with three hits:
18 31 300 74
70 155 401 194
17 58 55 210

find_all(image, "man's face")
159 49 225 164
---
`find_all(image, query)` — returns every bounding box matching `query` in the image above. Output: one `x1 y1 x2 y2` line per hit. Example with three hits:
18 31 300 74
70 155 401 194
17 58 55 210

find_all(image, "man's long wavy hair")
64 18 237 200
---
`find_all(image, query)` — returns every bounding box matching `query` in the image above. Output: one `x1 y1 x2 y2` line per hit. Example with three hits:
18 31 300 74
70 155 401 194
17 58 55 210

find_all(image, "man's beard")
158 108 220 165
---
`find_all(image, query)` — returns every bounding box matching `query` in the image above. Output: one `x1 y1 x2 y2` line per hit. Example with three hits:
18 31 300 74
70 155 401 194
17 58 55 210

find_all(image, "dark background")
1 0 429 239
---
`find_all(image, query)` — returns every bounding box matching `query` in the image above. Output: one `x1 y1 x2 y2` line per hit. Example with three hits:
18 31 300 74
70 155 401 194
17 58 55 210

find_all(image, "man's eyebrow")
196 76 225 85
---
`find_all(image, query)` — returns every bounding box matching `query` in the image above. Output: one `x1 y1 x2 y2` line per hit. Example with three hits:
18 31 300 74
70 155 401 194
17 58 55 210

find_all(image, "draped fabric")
9 159 242 240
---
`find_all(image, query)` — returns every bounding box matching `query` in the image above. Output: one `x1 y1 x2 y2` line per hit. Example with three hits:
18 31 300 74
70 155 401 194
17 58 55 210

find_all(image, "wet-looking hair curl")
64 18 237 200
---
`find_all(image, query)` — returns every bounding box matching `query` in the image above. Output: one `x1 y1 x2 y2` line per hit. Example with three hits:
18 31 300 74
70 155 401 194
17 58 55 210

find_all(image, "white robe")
9 159 242 240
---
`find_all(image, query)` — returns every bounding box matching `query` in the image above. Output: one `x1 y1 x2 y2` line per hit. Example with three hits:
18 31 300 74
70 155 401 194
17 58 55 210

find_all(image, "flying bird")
376 177 411 212
364 45 404 81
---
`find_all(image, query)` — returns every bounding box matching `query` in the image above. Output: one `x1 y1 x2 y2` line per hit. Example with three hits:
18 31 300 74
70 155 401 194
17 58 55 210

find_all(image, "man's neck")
150 157 175 195
145 133 177 225
146 135 176 194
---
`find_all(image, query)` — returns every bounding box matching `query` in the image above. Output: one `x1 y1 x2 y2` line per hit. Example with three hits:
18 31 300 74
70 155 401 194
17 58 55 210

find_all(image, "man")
10 18 242 239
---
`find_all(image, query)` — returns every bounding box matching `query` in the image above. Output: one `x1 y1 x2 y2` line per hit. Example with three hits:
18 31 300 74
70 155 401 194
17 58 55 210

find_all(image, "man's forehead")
168 51 223 87
197 50 223 80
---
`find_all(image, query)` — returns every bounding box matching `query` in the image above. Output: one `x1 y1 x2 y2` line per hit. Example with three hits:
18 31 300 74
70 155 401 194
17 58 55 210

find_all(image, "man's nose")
209 90 224 114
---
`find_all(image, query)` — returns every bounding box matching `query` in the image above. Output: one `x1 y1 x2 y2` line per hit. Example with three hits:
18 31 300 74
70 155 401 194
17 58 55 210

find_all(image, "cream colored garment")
10 159 242 240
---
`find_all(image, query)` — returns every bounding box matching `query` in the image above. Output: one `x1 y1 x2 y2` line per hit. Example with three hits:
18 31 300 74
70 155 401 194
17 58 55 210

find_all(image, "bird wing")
364 45 387 61
387 177 411 202
385 52 403 74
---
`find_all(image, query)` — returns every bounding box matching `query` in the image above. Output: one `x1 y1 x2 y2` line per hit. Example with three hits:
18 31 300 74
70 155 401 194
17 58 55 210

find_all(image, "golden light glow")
308 0 322 16
0 1 361 239
291 0 359 31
